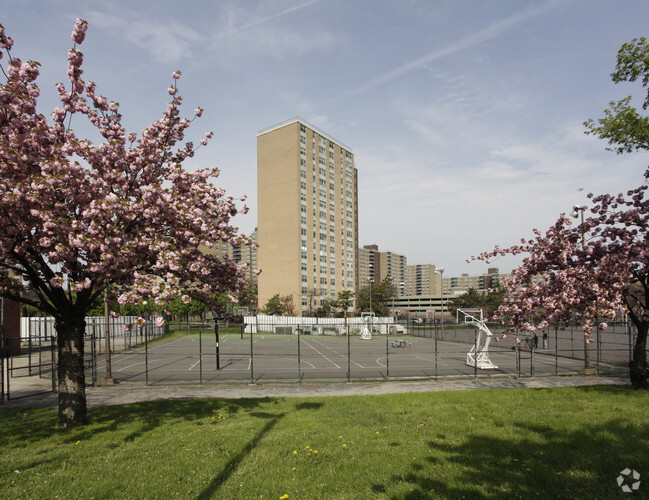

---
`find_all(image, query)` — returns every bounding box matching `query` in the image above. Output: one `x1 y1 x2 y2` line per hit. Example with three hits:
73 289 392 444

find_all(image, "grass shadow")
392 414 649 498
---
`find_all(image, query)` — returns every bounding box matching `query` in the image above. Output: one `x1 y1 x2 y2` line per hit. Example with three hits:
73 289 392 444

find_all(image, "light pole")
571 204 592 373
435 267 445 340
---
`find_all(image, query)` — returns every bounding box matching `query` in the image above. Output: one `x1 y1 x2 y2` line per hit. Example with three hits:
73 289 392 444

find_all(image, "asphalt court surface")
104 333 588 384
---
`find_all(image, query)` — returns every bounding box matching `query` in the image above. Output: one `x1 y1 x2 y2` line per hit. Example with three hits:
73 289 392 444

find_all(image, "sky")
4 0 649 277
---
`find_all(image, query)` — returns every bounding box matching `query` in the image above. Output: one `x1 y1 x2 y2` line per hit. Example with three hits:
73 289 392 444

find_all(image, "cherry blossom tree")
0 20 256 427
472 38 649 390
472 181 648 388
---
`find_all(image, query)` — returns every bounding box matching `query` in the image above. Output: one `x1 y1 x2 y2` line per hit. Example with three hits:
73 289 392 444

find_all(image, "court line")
300 339 341 368
306 337 366 368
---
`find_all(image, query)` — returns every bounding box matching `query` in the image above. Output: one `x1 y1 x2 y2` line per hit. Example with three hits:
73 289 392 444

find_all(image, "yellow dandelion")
338 435 343 439
375 431 380 435
292 467 296 471
75 440 80 445
292 450 298 455
342 444 347 448
313 450 318 454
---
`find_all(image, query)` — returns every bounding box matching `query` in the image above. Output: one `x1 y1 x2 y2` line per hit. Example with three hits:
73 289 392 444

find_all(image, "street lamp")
571 205 591 372
435 267 445 340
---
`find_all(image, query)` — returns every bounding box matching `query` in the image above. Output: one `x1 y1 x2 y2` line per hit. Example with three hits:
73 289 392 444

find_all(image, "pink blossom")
172 70 181 79
71 19 88 44
0 19 255 425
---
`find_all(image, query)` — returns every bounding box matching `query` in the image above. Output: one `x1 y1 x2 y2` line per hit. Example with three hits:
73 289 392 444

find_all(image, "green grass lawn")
1 386 647 499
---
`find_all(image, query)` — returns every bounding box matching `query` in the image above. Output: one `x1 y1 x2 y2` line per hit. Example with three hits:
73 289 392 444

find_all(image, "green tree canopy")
584 37 649 154
357 277 396 316
448 288 504 319
262 294 288 316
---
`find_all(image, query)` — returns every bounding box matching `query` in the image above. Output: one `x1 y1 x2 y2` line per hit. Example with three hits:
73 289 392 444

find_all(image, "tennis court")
102 331 590 385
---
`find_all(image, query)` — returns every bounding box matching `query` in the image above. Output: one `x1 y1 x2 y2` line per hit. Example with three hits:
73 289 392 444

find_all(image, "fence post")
530 345 535 377
51 335 57 392
434 320 438 380
385 320 390 379
554 325 558 376
346 323 351 383
39 317 45 377
1 335 5 404
297 325 302 382
596 322 601 376
144 326 149 386
199 324 203 385
250 319 254 384
474 328 478 380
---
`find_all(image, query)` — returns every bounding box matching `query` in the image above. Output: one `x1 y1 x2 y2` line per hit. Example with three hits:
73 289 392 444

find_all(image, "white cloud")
85 10 203 64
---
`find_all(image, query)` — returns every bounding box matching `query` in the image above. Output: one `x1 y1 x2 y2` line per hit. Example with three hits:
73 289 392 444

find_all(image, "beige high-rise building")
358 244 407 296
406 264 442 296
212 229 258 289
257 118 358 315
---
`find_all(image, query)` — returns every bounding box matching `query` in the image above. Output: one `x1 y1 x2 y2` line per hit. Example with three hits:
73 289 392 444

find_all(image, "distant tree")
314 300 332 318
448 288 483 317
332 290 355 317
357 277 396 316
448 287 504 318
167 294 205 322
262 294 286 316
279 294 296 316
305 287 321 316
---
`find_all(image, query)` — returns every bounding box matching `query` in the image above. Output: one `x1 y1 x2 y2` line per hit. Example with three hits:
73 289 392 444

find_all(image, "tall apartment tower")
358 244 408 297
257 118 358 315
406 264 442 296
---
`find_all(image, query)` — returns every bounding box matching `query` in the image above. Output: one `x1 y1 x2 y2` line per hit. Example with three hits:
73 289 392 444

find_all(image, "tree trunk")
56 313 88 427
630 321 648 389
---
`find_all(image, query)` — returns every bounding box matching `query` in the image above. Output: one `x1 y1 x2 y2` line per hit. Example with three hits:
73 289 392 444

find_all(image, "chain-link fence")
88 318 638 386
3 316 642 401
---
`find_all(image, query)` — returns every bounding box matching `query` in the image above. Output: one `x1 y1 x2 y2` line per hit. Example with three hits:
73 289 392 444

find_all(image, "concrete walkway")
1 375 629 409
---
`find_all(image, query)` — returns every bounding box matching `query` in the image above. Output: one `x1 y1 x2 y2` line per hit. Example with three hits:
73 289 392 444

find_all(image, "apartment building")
212 229 258 288
358 244 408 296
405 264 442 296
257 118 358 315
443 267 503 295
